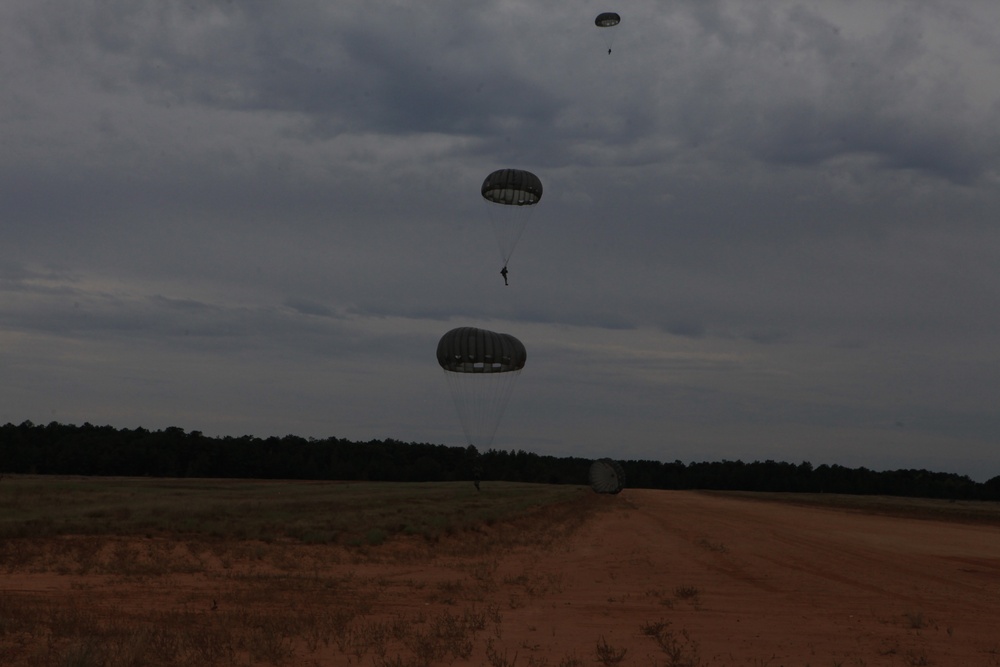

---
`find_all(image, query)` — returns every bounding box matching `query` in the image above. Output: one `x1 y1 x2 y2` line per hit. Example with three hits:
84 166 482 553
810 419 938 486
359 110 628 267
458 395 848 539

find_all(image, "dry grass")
0 476 585 545
639 619 701 667
0 476 605 666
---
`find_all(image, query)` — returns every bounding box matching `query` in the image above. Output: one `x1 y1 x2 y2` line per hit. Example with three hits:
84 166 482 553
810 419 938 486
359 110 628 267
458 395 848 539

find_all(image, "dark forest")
3 421 999 500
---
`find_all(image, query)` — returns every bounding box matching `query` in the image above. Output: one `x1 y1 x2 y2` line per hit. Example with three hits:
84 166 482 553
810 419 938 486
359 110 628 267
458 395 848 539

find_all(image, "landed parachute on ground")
589 458 626 494
437 326 526 448
480 169 542 268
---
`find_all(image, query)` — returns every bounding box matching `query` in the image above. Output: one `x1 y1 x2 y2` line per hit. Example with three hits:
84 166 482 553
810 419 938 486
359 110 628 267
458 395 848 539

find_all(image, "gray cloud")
3 0 1000 479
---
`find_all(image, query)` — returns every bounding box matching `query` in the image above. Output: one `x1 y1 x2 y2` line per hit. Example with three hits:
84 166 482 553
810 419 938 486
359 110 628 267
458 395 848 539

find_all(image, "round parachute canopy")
438 327 526 448
589 458 625 494
437 327 526 373
480 169 543 265
481 169 543 207
595 12 621 28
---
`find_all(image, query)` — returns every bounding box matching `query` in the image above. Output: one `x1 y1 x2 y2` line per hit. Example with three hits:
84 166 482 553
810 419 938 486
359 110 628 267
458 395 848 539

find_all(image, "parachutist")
482 169 542 273
438 328 526 462
595 12 620 54
500 265 509 285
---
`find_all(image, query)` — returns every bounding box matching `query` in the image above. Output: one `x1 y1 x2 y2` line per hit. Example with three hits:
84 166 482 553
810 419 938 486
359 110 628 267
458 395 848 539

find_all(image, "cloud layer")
3 0 1000 479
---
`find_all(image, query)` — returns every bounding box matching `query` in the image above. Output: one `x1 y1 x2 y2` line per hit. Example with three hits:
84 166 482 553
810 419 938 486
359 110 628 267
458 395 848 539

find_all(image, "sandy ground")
506 490 1000 666
4 489 1000 666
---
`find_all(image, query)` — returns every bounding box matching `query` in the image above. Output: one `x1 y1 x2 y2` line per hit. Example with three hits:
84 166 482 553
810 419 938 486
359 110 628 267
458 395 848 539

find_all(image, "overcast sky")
3 0 1000 480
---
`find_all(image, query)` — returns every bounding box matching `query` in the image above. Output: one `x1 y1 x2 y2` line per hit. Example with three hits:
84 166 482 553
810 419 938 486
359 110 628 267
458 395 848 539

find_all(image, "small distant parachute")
437 327 526 448
589 458 625 494
480 169 543 267
595 12 620 27
594 12 621 53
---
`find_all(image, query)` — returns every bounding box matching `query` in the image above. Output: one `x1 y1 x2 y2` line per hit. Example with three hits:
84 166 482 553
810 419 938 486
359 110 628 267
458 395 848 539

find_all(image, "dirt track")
499 489 1000 665
508 490 1000 666
4 488 1000 666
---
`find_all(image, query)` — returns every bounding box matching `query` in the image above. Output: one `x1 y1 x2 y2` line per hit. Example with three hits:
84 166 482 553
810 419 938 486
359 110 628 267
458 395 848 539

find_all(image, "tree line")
3 421 999 500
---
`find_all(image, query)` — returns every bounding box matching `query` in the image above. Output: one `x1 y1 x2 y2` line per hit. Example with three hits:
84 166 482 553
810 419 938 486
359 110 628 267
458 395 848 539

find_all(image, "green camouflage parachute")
437 327 526 448
594 12 621 53
589 458 626 494
480 169 543 267
594 12 621 27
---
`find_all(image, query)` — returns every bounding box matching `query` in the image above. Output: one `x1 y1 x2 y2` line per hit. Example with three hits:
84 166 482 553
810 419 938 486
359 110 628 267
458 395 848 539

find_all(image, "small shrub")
696 538 727 553
486 638 518 667
595 636 627 666
640 620 701 667
640 619 670 636
674 586 699 600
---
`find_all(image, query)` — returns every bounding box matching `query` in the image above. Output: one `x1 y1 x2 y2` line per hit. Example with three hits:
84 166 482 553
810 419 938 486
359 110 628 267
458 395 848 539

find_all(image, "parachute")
480 169 543 267
437 327 526 448
594 12 621 53
589 458 626 494
594 12 621 27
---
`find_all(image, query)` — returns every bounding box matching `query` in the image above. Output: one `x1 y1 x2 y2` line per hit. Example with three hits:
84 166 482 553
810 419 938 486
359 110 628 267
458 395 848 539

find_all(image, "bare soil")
3 489 1000 666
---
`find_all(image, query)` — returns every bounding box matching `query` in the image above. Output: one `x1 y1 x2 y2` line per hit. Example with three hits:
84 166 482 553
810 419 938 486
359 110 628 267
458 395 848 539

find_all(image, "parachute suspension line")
437 327 527 450
480 169 542 269
485 200 535 266
442 369 521 448
595 12 621 54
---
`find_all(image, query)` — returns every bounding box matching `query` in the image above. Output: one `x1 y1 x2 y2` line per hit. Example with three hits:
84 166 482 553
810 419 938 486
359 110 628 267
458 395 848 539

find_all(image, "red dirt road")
500 490 1000 665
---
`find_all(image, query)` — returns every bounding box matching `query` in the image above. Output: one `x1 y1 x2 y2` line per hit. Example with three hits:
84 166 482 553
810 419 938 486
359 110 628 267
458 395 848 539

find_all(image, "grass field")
0 476 600 667
0 476 588 544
